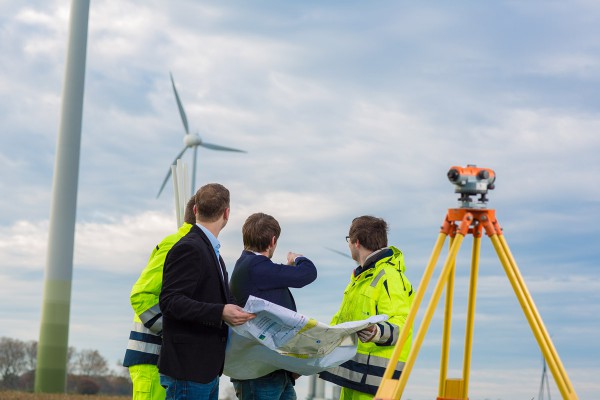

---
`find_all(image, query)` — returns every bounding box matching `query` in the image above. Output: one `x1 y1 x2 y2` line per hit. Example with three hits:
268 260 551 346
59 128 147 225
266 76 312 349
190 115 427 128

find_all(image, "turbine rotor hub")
184 133 202 147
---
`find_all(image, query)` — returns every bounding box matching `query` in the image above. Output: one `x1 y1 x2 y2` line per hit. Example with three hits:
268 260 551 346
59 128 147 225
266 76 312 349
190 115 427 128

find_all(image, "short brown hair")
194 183 230 222
183 196 196 225
348 215 388 252
242 213 281 252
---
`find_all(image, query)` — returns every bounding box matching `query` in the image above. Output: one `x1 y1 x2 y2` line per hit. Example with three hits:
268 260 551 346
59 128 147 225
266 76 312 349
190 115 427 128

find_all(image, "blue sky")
1 1 599 399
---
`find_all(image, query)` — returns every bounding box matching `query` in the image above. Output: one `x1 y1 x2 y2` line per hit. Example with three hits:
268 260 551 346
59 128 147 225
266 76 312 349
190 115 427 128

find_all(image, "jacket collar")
354 247 393 277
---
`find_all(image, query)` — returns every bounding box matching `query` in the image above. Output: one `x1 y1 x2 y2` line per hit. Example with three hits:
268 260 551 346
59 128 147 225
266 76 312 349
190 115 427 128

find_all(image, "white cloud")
15 4 69 58
0 220 48 270
0 212 175 273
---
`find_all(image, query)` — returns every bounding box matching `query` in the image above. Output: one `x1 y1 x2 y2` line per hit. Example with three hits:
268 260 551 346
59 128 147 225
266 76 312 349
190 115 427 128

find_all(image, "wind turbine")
157 73 246 198
324 246 354 260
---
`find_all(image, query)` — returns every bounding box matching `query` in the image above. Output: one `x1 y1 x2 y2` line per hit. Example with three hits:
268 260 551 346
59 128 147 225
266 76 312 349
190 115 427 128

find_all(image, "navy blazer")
229 250 317 311
158 224 233 383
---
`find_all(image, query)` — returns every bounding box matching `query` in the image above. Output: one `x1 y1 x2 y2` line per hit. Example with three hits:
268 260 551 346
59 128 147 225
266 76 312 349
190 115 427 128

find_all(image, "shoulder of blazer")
186 225 220 269
187 224 212 247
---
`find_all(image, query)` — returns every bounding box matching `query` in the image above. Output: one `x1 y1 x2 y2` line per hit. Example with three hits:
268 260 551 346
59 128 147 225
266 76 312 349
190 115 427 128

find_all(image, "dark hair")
348 215 388 251
242 213 281 252
194 183 230 222
183 196 196 225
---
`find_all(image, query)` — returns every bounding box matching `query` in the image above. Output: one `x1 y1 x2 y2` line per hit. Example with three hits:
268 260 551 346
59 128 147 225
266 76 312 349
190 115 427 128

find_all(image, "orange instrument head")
447 165 496 208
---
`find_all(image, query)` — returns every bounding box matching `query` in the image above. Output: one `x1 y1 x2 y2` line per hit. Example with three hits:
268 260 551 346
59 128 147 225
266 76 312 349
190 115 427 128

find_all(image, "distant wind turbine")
324 246 360 267
324 246 354 260
157 73 246 198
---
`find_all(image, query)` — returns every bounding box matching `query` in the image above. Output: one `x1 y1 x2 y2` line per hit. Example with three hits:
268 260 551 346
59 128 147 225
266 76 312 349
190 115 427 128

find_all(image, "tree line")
0 336 131 395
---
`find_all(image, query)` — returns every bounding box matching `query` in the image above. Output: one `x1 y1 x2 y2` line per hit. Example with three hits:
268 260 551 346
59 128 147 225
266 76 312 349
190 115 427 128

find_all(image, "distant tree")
76 376 100 394
0 337 26 388
18 369 35 391
108 375 132 395
115 358 131 379
74 349 109 376
0 336 129 394
23 340 37 372
67 346 77 374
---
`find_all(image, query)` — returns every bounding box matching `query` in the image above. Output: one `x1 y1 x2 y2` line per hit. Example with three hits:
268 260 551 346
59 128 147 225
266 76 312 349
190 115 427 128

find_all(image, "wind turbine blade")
200 142 246 153
156 146 188 198
170 72 189 135
324 247 353 260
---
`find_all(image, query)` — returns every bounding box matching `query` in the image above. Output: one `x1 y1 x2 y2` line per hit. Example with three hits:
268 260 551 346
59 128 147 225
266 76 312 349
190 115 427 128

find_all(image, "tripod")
374 207 578 400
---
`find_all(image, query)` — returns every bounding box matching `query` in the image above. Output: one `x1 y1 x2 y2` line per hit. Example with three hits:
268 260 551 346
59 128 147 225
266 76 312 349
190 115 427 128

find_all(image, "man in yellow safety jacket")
122 197 196 400
319 215 415 400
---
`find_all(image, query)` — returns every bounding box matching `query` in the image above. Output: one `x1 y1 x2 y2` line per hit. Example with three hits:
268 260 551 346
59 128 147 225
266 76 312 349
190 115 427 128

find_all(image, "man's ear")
193 205 198 216
223 207 230 221
270 236 277 248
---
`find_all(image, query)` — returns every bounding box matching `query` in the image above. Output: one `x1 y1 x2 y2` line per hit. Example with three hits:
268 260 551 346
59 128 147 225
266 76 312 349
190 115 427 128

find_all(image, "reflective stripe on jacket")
319 246 414 395
123 223 192 367
123 322 162 367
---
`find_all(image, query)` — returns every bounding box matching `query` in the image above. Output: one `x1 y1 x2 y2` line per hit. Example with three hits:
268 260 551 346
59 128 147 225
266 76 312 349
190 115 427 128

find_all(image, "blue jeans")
231 370 296 400
160 374 219 400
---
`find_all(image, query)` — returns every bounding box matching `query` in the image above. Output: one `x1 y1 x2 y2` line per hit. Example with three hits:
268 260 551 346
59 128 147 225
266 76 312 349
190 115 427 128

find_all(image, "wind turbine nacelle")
184 133 202 147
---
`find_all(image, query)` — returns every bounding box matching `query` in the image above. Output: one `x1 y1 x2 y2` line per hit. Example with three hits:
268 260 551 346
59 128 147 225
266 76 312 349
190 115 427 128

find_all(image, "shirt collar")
197 223 221 255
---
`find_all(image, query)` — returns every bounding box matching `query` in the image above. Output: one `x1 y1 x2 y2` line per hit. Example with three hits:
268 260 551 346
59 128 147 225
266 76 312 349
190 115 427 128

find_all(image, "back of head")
242 212 281 252
348 215 388 252
195 183 230 223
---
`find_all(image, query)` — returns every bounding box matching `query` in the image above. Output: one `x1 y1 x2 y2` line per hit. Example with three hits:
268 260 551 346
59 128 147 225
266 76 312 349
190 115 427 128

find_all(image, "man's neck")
358 249 372 267
246 249 271 258
198 220 222 238
360 248 389 267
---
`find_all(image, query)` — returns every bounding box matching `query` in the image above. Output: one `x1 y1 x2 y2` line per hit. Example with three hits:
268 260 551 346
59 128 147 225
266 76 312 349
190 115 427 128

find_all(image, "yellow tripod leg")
438 237 456 397
376 231 448 399
461 232 481 399
489 234 578 399
377 231 468 400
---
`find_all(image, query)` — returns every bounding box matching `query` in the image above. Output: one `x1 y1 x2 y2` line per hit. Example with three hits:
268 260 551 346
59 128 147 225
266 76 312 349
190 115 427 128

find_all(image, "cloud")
0 212 174 273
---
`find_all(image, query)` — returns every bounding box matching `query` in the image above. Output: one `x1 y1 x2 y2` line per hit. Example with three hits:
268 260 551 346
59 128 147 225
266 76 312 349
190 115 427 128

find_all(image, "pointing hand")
287 252 302 265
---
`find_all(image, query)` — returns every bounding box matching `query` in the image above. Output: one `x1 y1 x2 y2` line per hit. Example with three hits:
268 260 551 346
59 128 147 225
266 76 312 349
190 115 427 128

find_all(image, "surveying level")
447 164 495 208
374 165 578 400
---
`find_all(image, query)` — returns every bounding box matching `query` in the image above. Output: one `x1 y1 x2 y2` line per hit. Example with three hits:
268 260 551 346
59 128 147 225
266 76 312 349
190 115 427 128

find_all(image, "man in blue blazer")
229 212 318 400
159 183 255 400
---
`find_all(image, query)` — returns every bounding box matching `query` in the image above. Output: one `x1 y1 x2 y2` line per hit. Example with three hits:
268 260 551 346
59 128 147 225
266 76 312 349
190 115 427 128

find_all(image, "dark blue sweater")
229 250 317 311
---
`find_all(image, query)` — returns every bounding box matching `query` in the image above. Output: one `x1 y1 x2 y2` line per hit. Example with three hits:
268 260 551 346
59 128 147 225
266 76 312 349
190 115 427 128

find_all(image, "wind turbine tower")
35 0 89 392
157 73 246 198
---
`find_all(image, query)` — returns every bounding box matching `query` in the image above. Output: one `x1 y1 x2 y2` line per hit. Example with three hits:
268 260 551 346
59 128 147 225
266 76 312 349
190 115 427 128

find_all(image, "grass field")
0 392 128 400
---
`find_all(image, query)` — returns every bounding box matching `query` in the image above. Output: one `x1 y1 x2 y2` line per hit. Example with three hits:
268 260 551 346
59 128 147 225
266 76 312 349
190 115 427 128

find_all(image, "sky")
1 1 599 399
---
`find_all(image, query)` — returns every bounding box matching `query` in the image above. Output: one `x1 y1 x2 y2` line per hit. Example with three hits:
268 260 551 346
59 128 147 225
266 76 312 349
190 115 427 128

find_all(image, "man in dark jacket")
159 183 255 400
229 212 318 400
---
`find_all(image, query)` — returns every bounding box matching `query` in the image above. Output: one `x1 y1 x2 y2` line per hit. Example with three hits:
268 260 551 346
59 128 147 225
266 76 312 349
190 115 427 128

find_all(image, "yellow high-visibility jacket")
319 246 414 395
123 223 193 367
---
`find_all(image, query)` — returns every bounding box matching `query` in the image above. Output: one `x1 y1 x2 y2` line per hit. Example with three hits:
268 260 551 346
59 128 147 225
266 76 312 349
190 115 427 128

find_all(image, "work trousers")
129 364 166 400
339 387 373 400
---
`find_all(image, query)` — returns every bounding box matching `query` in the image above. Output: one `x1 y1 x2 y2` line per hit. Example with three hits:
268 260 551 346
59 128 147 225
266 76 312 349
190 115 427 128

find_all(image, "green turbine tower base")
35 280 72 392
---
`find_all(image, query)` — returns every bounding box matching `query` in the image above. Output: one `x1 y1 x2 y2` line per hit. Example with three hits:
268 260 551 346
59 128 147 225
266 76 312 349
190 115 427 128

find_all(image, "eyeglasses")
345 236 351 243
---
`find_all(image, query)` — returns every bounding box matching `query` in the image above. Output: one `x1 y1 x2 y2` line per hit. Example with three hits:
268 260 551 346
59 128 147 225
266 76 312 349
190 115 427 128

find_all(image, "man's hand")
222 304 255 326
287 252 302 265
357 324 381 343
